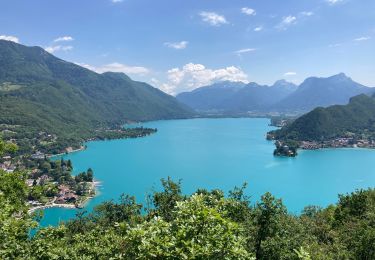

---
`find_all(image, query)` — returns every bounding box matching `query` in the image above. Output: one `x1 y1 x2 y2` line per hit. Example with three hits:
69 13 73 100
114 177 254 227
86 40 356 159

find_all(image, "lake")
40 118 375 227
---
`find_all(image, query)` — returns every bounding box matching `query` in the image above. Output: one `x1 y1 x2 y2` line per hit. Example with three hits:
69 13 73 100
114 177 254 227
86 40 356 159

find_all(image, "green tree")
151 177 184 221
123 193 253 259
0 140 36 259
254 192 287 259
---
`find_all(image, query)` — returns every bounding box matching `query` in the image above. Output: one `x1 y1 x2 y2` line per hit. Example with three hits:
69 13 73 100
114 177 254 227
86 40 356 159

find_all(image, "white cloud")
254 26 263 32
45 45 73 53
235 48 256 55
0 35 19 43
76 63 97 72
329 43 342 48
199 11 228 26
164 41 188 50
300 11 314 17
354 36 371 42
77 62 149 75
326 0 343 4
277 15 297 30
284 72 297 76
54 36 74 42
150 78 160 85
160 63 249 94
112 0 123 3
241 7 256 16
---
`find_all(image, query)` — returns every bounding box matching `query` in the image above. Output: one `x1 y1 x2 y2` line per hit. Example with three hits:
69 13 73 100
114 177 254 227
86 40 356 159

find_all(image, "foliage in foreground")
0 171 374 259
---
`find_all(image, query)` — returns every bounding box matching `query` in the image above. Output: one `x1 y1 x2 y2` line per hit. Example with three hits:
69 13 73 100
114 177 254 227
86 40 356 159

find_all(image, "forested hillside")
0 40 193 152
270 94 375 141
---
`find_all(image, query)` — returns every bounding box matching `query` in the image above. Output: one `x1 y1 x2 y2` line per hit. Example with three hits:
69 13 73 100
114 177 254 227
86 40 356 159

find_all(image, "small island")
272 140 298 157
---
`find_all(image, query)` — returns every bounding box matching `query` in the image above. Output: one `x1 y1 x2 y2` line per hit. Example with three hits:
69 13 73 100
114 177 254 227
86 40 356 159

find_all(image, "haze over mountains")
0 40 193 139
177 80 297 113
177 73 372 114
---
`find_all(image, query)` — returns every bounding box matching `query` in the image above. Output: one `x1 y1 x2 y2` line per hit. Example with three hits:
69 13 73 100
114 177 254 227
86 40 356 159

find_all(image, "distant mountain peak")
329 73 351 81
273 79 296 87
333 72 347 77
274 73 370 112
274 79 289 85
247 82 262 88
209 81 247 89
304 73 351 83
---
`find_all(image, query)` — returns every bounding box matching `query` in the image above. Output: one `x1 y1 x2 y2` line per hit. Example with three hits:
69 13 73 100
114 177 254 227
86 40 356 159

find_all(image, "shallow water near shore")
39 118 375 227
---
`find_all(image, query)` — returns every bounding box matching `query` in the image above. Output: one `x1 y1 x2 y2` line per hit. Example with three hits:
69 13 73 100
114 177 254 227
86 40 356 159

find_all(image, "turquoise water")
40 118 375 227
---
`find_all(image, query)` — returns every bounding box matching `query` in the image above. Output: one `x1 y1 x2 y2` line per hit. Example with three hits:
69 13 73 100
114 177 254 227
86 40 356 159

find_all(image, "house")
38 174 51 185
26 179 35 187
3 161 11 167
55 191 78 204
6 165 16 173
31 151 45 159
55 197 66 204
64 192 78 203
28 200 42 206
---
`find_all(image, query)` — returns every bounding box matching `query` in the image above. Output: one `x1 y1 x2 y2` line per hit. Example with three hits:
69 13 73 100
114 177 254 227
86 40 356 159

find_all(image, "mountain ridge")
273 73 370 112
176 80 298 112
176 73 371 114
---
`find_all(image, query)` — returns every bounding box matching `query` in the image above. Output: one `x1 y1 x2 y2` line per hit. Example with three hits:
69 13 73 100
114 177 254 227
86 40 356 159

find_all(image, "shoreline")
76 181 102 208
28 180 101 214
299 140 375 151
47 126 158 159
301 145 375 151
48 146 86 158
270 135 375 157
28 203 76 214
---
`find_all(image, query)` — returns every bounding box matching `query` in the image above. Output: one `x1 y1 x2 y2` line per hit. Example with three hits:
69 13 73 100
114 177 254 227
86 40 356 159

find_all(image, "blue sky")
0 0 374 94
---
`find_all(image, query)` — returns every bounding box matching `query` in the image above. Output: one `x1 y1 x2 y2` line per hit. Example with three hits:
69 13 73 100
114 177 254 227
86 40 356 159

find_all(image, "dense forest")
1 141 374 259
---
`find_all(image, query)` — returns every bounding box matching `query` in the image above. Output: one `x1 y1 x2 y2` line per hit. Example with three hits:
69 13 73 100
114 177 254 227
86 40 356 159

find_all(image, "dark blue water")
39 118 375 226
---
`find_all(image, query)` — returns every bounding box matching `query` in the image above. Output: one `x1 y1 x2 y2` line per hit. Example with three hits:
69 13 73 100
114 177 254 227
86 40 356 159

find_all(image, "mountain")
176 81 246 111
177 74 371 114
271 94 375 141
176 80 297 113
274 73 370 112
0 40 193 147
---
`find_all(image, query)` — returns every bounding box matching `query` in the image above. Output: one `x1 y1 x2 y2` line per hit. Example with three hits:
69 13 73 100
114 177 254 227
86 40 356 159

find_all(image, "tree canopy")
0 166 374 259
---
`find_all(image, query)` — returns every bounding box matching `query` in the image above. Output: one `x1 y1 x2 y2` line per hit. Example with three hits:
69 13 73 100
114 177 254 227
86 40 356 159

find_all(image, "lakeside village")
267 134 375 157
1 124 158 212
1 153 97 212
